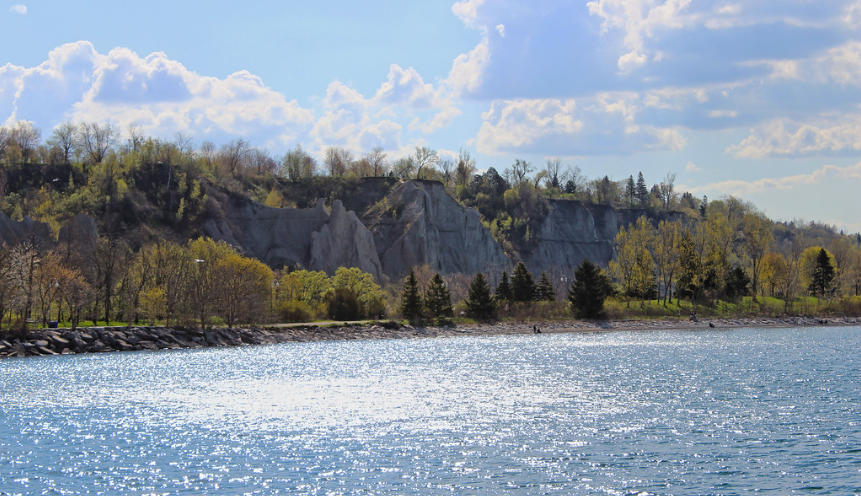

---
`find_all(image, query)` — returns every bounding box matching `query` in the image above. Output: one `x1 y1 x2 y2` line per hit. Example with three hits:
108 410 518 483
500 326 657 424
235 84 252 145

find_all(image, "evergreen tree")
625 175 635 207
635 171 649 207
808 248 836 297
494 270 513 302
568 259 612 319
511 262 536 302
424 273 453 325
536 271 555 301
466 272 496 320
399 269 423 323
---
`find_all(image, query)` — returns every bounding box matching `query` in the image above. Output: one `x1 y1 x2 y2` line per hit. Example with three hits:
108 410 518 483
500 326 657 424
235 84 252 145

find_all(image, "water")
1 327 860 495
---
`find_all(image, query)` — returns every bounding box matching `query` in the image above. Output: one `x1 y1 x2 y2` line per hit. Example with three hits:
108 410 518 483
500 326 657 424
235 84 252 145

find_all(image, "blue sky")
2 0 861 232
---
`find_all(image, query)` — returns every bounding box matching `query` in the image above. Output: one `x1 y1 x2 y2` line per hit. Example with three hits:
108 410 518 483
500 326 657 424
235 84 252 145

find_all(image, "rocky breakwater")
0 322 428 358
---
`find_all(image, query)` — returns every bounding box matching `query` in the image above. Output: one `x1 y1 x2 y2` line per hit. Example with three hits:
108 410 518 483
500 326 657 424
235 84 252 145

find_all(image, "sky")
1 0 860 233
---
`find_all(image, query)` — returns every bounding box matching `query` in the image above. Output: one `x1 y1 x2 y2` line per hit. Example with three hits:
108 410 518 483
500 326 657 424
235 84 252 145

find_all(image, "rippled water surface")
2 326 860 495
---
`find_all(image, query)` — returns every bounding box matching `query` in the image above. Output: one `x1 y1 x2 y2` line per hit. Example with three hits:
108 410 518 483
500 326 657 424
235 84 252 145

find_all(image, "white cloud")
452 0 485 26
373 64 436 109
689 161 861 196
444 37 490 97
10 4 26 15
728 117 861 158
476 99 582 154
709 110 737 118
495 24 506 37
685 161 700 171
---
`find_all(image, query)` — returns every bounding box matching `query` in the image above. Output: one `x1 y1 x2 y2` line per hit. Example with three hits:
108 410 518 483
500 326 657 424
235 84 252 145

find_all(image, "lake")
1 326 860 495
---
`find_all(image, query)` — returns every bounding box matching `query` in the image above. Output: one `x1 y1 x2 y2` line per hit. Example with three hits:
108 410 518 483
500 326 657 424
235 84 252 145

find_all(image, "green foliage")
465 272 496 320
276 300 313 323
494 271 513 302
327 287 361 321
808 248 836 298
536 271 556 301
399 269 423 323
568 259 613 319
424 273 453 325
332 267 386 318
511 262 536 302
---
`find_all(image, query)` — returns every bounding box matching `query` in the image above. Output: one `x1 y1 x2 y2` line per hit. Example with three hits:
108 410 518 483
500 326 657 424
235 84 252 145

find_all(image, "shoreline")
2 315 859 358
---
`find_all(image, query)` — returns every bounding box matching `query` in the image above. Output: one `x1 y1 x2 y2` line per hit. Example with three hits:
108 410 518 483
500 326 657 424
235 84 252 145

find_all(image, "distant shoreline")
2 316 859 358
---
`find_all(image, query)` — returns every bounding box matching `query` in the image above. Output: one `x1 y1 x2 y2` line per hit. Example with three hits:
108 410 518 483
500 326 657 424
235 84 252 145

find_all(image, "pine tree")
536 271 555 301
568 259 612 319
465 272 496 320
636 171 649 207
424 273 453 325
808 248 835 298
399 269 423 323
494 271 513 302
511 262 536 302
625 175 635 207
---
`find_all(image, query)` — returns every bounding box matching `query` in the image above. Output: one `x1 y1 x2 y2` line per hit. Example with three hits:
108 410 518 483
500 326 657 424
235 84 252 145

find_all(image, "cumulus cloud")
689 161 861 196
474 94 685 155
0 41 315 150
10 4 26 15
728 117 861 158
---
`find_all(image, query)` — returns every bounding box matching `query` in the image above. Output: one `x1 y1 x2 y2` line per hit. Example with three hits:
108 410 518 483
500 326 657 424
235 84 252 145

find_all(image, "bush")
327 288 361 321
276 300 313 323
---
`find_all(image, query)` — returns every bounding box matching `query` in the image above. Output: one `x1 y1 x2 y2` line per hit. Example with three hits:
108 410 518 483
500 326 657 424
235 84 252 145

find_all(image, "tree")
212 252 272 328
465 272 495 320
324 146 352 177
77 121 117 164
625 175 636 207
365 146 388 176
399 269 423 323
332 267 386 318
494 270 513 302
424 273 453 325
635 172 649 207
807 248 836 298
219 138 251 176
8 120 42 163
48 121 77 165
511 262 536 302
536 271 556 301
327 288 360 321
653 220 681 305
510 159 534 186
568 259 612 319
545 157 564 189
659 172 677 212
414 146 439 179
741 212 774 300
610 216 655 305
455 149 476 188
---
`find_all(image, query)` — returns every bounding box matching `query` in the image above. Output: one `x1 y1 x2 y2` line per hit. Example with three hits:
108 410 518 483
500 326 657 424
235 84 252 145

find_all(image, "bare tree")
365 146 388 176
510 159 534 185
455 149 476 187
78 122 118 164
438 158 455 187
219 138 251 176
659 172 678 212
127 124 145 153
9 120 42 163
173 132 194 165
545 157 564 188
48 121 78 165
414 146 439 179
324 146 352 177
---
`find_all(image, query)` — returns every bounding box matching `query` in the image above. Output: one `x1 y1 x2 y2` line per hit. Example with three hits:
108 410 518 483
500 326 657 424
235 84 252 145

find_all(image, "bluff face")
201 194 384 282
362 181 509 280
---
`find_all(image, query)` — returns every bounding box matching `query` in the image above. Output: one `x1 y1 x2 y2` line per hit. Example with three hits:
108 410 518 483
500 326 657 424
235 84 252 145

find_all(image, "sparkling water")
1 327 860 495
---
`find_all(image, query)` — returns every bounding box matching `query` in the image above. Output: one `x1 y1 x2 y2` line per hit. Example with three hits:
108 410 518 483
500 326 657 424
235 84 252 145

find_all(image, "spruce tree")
399 269 423 323
494 271 513 302
568 259 612 319
424 273 453 325
465 272 495 320
636 171 649 207
511 262 536 302
536 271 556 301
808 248 836 298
